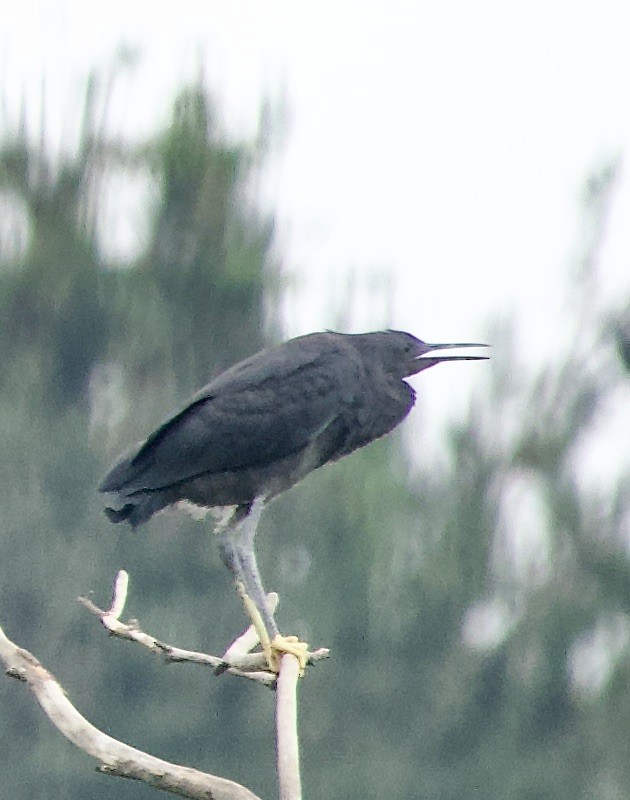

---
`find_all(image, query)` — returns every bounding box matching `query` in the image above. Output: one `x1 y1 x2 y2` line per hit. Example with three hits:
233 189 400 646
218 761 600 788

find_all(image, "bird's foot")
234 582 309 676
265 634 309 676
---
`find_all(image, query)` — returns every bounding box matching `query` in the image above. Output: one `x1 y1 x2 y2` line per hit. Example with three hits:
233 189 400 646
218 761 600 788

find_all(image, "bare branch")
0 624 262 800
276 655 302 800
76 570 330 798
79 571 330 685
107 568 130 618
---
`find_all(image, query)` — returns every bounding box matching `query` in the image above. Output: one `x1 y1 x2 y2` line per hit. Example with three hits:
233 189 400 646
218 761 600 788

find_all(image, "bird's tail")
104 504 136 525
102 492 169 529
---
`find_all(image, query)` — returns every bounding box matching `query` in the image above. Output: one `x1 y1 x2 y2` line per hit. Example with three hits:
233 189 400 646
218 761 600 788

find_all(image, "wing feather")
101 337 363 494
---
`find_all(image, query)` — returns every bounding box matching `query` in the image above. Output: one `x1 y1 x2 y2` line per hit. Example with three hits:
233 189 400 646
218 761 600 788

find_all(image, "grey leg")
216 499 279 638
237 537 279 639
216 499 308 673
216 525 246 585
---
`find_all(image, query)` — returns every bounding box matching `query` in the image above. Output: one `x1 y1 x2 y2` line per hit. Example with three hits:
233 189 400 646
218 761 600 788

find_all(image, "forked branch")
1 571 329 799
79 570 329 684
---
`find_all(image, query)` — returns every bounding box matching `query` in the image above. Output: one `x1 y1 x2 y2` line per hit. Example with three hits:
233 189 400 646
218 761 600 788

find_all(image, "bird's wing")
101 344 361 494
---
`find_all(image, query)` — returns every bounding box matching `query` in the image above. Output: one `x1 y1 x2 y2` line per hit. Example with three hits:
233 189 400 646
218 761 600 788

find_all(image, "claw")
236 582 308 675
269 635 309 676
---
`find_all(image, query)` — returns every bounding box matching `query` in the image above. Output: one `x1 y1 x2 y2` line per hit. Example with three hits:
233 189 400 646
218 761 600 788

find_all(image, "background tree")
0 62 628 800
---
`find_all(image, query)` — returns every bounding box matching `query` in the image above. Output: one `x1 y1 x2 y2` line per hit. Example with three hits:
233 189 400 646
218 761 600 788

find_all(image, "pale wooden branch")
0 569 329 799
0 623 262 800
276 655 302 800
79 570 330 686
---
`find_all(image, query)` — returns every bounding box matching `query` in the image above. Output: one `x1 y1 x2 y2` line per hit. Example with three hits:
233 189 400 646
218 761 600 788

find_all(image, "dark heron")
100 330 487 670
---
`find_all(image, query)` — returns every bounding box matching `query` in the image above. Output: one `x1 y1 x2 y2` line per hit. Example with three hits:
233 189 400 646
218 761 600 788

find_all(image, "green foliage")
0 65 628 800
0 69 278 799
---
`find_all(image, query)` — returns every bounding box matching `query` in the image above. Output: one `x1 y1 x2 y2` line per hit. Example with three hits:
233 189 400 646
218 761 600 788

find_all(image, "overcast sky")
2 1 629 453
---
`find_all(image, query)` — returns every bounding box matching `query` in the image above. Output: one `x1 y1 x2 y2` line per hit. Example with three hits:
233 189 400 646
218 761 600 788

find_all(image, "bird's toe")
268 634 309 676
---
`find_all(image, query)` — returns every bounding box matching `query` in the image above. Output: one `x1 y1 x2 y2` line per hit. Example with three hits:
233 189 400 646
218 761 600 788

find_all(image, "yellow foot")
234 582 309 675
264 635 309 676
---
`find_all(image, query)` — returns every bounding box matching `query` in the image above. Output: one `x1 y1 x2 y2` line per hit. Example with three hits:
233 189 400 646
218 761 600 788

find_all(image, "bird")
100 330 487 671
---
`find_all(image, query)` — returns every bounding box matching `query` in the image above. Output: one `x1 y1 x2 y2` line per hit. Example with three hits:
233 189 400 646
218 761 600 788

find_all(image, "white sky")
1 0 629 448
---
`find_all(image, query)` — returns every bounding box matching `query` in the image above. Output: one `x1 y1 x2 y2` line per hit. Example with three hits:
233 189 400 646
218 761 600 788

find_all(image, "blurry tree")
0 64 280 799
0 57 628 800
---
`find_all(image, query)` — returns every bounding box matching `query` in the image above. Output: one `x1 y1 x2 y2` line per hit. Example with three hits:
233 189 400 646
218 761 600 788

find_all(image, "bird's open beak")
410 342 489 375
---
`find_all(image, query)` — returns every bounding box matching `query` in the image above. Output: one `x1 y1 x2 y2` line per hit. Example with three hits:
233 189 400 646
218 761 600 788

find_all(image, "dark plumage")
100 330 487 667
101 330 485 524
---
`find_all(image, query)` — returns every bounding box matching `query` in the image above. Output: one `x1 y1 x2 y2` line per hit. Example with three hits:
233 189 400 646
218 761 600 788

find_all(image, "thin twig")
79 570 330 685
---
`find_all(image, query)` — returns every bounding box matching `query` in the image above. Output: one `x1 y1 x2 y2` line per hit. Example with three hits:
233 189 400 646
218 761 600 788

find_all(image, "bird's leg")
234 500 309 673
216 526 245 585
237 549 309 675
217 501 277 664
216 500 308 674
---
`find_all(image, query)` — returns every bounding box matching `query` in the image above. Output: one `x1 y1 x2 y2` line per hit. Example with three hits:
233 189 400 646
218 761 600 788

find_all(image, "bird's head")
364 330 489 377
